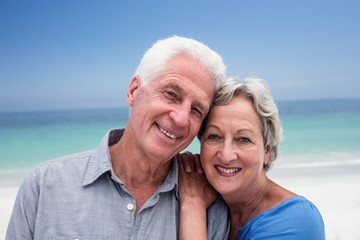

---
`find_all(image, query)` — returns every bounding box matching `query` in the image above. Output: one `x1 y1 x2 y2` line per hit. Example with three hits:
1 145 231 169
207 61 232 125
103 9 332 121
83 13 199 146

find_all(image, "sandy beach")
1 163 360 239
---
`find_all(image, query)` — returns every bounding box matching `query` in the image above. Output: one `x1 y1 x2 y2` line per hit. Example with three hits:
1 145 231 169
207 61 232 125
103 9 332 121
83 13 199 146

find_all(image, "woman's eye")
207 134 221 140
236 137 250 143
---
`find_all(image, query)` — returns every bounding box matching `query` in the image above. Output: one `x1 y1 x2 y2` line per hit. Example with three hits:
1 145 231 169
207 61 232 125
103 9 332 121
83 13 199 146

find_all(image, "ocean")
1 98 360 171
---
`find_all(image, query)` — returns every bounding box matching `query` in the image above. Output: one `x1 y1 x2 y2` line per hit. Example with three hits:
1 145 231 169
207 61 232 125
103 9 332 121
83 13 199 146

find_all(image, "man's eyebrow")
166 81 184 94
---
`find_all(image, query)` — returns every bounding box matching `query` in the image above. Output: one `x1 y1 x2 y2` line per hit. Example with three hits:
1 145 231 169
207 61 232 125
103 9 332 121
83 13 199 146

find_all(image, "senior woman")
178 78 325 240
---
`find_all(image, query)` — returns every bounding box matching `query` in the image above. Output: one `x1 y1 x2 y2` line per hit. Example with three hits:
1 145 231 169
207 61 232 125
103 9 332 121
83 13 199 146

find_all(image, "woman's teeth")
216 166 240 174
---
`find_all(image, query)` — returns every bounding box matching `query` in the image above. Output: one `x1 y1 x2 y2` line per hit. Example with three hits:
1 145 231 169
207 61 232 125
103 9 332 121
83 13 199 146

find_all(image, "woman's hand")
178 151 217 208
178 151 217 240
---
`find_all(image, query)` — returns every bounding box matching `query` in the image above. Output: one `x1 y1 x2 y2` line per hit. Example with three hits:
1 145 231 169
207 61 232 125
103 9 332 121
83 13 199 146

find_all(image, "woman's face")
200 95 271 197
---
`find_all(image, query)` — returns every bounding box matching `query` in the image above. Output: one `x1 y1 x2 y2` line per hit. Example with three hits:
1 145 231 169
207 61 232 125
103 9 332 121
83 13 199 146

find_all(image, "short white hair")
135 35 226 91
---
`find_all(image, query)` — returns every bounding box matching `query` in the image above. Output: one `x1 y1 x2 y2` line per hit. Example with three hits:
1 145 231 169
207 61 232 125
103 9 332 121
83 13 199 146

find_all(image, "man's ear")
127 76 140 106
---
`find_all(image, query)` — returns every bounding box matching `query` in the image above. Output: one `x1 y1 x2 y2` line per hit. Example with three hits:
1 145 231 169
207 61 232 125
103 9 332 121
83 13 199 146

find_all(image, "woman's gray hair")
198 77 283 171
135 35 226 91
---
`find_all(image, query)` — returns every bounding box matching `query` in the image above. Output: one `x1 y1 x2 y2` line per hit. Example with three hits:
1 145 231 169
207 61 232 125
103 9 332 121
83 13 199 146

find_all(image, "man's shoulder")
32 149 96 178
17 149 99 199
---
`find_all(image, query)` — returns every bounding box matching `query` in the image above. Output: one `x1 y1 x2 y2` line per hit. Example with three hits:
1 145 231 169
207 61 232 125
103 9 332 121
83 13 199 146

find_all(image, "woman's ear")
264 147 272 166
127 76 140 106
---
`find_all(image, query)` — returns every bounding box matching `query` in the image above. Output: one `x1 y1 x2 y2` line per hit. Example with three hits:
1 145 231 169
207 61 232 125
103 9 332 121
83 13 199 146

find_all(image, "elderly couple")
7 36 325 239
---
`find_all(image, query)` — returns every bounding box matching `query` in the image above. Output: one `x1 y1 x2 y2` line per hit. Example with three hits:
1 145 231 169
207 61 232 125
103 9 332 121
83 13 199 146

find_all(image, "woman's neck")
227 178 273 240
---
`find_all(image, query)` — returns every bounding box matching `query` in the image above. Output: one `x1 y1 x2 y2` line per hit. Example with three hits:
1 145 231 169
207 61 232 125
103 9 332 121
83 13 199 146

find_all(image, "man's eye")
192 108 203 119
166 91 179 100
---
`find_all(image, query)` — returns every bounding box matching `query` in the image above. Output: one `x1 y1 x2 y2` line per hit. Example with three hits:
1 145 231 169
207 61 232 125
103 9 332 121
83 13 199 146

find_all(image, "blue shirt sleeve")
237 196 325 240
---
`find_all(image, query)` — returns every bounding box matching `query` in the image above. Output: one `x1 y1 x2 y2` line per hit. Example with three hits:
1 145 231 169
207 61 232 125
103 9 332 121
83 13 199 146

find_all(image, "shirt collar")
81 129 119 186
158 156 179 199
81 129 179 198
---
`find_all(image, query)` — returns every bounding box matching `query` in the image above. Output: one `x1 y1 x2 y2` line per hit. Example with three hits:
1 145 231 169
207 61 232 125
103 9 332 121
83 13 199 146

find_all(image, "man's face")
127 55 215 163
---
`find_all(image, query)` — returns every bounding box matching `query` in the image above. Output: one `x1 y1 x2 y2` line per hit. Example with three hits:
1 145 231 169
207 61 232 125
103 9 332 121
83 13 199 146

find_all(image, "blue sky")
1 0 359 112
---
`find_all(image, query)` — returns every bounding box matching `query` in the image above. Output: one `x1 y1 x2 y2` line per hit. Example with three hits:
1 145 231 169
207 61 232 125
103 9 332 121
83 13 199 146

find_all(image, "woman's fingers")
177 151 217 208
194 154 204 174
181 151 196 173
178 151 204 174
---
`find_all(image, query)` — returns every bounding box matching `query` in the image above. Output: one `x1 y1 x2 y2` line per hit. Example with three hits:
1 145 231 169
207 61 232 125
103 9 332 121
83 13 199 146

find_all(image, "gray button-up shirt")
6 129 229 239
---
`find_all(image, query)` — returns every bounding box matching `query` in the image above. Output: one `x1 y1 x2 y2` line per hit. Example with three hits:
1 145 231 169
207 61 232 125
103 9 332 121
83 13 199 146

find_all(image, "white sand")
0 187 18 239
1 164 360 239
0 169 28 239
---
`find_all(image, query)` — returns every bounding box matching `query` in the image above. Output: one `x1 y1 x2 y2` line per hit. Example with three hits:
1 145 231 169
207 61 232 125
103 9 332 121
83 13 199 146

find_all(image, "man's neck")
109 132 173 214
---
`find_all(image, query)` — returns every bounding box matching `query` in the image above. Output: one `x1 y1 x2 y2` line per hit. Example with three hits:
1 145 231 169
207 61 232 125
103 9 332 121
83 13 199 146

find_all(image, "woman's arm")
178 152 217 240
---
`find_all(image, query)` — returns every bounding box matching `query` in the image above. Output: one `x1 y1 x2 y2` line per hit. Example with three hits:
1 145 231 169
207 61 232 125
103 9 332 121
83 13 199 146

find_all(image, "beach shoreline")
1 163 360 239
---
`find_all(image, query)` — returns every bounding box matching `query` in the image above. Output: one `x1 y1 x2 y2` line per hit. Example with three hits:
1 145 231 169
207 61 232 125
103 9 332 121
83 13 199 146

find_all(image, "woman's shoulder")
238 196 325 239
260 196 324 225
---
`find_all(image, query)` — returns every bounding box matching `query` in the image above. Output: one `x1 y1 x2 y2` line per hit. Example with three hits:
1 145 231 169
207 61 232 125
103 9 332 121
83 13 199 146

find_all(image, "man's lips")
156 123 180 139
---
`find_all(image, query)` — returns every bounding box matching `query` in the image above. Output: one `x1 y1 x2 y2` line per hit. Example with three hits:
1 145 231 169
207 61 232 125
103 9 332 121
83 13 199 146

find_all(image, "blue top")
6 129 229 240
237 196 325 240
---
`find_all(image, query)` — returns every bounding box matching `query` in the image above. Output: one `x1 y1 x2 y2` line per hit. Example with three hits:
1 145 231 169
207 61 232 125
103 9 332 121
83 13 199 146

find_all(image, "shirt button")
127 203 134 211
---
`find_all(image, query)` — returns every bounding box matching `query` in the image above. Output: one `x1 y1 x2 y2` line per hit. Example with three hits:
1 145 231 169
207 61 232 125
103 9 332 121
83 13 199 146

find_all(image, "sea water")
0 99 359 170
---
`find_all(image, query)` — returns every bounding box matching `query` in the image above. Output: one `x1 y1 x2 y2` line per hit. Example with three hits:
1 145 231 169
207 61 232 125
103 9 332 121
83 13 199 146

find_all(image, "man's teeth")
216 166 240 174
159 126 178 139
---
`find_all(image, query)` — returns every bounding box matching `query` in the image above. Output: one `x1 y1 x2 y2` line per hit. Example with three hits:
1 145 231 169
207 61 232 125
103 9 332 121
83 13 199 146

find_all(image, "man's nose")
169 104 190 127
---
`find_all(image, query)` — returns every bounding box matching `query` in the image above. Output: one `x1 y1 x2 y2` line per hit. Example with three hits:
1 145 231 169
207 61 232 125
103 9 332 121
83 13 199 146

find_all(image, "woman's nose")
217 141 237 164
